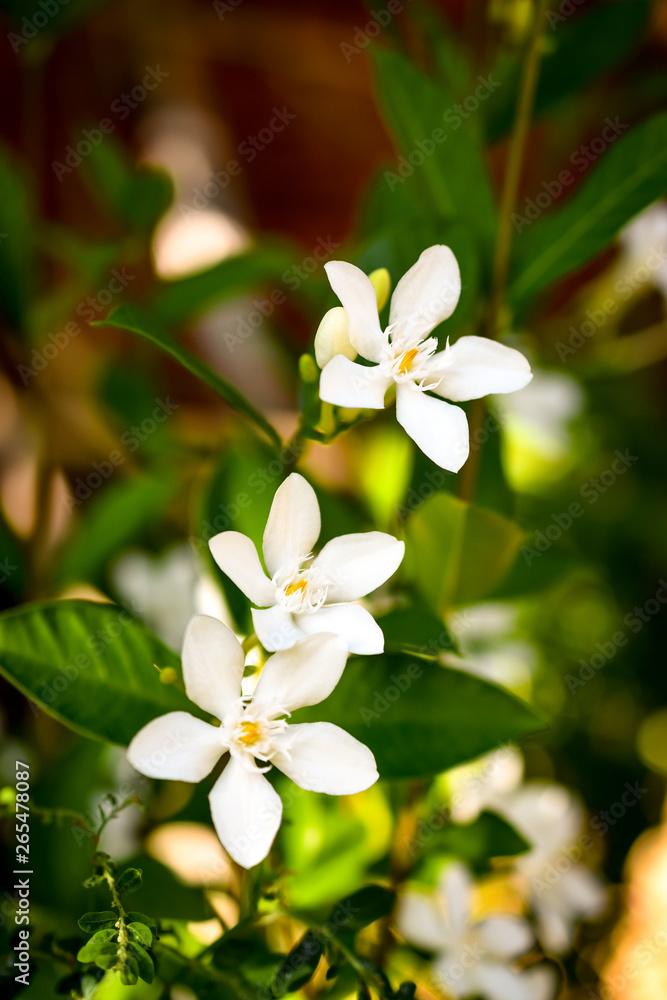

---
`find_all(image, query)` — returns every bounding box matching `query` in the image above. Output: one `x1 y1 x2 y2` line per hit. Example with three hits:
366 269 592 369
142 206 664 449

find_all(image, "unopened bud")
298 353 319 383
314 306 356 368
369 267 391 311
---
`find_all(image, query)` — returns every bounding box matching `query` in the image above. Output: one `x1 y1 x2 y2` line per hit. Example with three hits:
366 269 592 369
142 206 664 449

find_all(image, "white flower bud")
314 306 357 368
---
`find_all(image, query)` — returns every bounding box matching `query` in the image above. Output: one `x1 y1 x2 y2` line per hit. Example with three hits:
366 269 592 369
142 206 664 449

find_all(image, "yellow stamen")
238 721 260 747
398 348 419 374
285 579 308 596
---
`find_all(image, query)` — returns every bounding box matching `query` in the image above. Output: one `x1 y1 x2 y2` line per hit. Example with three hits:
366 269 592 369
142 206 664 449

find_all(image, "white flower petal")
320 355 391 409
438 862 472 935
476 917 533 959
208 531 275 607
396 383 469 472
312 532 405 603
127 712 222 782
559 865 607 918
251 633 348 715
324 260 384 362
209 756 283 868
430 336 533 402
252 605 305 652
271 722 378 794
431 954 473 998
533 902 572 956
262 473 321 577
396 892 447 952
389 245 461 340
519 967 558 1000
296 603 384 654
182 615 245 720
475 962 556 1000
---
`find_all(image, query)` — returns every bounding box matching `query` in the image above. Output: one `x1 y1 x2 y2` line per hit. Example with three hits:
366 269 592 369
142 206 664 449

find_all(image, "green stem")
242 632 259 655
487 0 550 341
459 0 549 504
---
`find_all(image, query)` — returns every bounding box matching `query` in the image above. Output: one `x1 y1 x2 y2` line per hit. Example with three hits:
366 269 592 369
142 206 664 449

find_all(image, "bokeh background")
1 1 667 998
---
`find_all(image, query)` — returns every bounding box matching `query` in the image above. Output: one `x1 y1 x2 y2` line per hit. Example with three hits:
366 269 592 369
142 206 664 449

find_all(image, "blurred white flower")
209 473 404 654
501 783 608 954
447 746 525 825
112 542 229 651
619 202 667 300
128 616 378 868
319 246 532 471
398 862 554 1000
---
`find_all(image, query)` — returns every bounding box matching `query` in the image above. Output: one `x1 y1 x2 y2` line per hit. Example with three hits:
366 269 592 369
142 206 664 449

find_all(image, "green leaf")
293 654 544 779
378 605 458 658
127 922 152 946
78 911 117 933
77 933 118 964
128 942 154 984
0 144 34 331
93 304 281 448
55 474 178 586
116 868 142 894
119 953 139 985
486 1 649 141
403 492 525 612
370 48 496 251
0 599 196 745
271 930 324 997
328 885 395 934
152 246 298 326
509 113 667 310
125 912 156 936
422 811 530 870
83 136 172 232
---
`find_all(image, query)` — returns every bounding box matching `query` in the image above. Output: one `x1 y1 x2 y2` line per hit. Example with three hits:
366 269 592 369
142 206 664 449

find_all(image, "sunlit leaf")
293 654 544 779
509 113 667 309
0 599 196 745
403 492 525 611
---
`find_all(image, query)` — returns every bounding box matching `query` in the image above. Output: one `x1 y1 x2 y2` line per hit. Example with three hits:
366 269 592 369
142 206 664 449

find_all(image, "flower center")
274 561 328 614
398 347 419 374
237 720 261 747
222 701 291 770
380 327 441 390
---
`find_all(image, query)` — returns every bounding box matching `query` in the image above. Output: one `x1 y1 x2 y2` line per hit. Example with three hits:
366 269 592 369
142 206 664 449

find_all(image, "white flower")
398 863 554 1000
209 473 404 654
127 616 378 868
112 542 230 651
319 245 533 472
500 784 608 955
